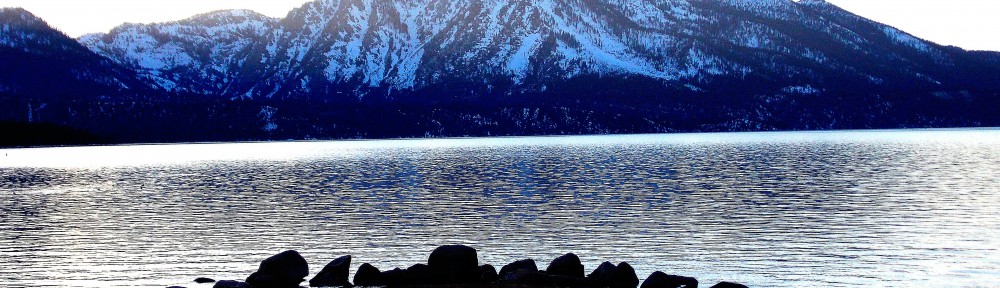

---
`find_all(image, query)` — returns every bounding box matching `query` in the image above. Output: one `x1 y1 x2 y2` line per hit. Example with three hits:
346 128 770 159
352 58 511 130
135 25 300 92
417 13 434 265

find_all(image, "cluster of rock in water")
179 245 747 288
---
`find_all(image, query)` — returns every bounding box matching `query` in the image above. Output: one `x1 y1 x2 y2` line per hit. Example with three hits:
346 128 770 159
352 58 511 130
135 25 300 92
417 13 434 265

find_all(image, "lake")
1 129 999 287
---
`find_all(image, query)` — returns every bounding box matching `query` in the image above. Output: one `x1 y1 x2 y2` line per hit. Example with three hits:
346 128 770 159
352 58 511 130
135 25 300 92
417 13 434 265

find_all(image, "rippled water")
1 130 999 288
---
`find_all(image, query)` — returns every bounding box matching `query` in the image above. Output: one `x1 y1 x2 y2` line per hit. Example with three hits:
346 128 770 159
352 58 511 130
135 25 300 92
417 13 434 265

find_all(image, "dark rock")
427 245 479 283
479 264 499 283
212 280 250 288
546 253 585 278
246 271 283 288
586 261 618 286
309 255 352 287
249 250 308 288
499 259 538 281
709 282 747 288
381 267 410 286
195 277 216 283
641 271 699 288
610 262 639 288
354 263 384 286
504 270 551 286
405 263 434 285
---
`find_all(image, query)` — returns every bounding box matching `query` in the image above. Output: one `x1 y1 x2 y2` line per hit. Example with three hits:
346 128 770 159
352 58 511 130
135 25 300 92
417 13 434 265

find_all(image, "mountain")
4 1 1000 144
0 7 153 120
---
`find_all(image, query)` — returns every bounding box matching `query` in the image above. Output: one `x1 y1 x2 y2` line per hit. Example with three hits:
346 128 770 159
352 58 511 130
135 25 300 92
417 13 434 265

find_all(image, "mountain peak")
185 9 273 23
0 7 48 28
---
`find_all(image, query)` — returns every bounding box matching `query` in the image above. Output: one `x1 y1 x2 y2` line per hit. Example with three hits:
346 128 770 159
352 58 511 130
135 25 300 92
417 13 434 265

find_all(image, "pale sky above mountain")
1 0 998 51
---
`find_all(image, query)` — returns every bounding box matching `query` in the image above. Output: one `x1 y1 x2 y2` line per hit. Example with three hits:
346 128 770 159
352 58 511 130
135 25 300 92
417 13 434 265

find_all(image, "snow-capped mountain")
79 9 277 95
2 1 999 144
80 0 1000 100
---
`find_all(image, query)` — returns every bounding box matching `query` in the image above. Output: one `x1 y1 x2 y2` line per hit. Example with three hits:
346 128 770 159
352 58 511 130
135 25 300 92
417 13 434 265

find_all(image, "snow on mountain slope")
79 10 277 94
79 0 964 99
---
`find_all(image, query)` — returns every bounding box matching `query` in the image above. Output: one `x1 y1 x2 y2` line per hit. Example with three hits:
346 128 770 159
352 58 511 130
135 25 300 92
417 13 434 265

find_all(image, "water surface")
2 129 999 287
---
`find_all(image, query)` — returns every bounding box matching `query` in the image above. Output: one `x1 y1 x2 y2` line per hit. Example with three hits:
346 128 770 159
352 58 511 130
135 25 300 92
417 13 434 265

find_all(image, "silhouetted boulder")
213 280 250 288
709 282 747 288
499 259 538 281
195 277 216 283
586 261 617 286
248 250 308 287
610 262 639 288
427 245 479 283
246 271 283 287
309 255 352 287
406 263 434 285
641 271 698 288
354 263 384 286
546 253 585 278
586 261 639 287
479 264 499 283
381 267 409 286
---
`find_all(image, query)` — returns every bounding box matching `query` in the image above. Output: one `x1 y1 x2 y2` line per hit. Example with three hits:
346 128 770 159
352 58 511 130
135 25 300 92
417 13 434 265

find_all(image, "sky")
1 0 998 51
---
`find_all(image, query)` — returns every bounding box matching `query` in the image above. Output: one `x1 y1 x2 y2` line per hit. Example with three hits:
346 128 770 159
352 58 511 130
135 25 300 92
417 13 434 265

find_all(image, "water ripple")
1 130 999 287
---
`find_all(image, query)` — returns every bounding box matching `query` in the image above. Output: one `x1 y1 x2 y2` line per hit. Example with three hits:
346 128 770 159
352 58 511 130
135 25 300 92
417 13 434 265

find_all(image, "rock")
709 282 747 288
248 250 308 288
354 263 384 286
479 264 499 283
610 262 639 288
309 255 352 287
504 270 551 286
586 261 618 286
427 245 479 283
546 253 585 278
641 271 699 288
212 280 250 288
405 263 434 285
499 259 538 281
246 271 283 288
194 277 216 283
381 267 410 286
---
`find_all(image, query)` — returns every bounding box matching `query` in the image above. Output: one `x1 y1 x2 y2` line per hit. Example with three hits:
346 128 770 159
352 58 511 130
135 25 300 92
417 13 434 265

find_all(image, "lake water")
1 129 999 288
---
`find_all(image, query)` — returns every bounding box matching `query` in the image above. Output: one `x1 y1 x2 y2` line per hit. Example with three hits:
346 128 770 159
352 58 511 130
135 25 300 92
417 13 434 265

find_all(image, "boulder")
381 267 410 286
427 245 479 283
212 280 250 288
248 250 308 287
610 262 639 288
586 261 639 287
405 263 434 285
641 271 698 288
194 277 216 283
246 271 282 287
546 253 585 278
309 255 352 287
709 282 747 288
499 259 538 281
353 263 384 286
586 261 618 286
479 264 499 283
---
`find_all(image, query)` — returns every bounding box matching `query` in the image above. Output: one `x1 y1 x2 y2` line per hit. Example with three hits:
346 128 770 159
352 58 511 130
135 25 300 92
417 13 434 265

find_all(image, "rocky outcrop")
202 245 749 288
427 244 480 284
246 250 308 288
547 253 586 278
641 271 699 288
309 255 351 287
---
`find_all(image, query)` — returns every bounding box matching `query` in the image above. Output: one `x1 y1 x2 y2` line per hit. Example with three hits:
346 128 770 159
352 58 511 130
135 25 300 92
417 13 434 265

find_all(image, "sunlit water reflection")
1 130 999 287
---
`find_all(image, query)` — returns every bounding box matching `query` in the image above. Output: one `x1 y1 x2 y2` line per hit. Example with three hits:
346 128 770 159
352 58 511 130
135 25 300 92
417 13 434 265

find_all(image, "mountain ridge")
2 1 999 144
